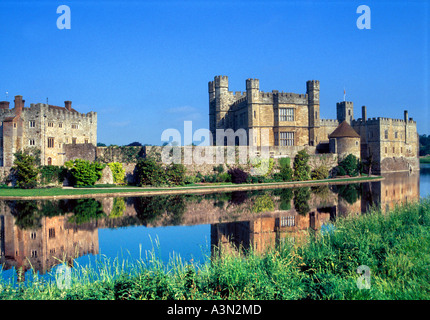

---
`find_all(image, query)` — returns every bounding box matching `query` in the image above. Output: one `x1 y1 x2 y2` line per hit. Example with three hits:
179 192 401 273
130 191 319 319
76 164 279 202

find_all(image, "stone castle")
209 75 419 173
0 95 97 167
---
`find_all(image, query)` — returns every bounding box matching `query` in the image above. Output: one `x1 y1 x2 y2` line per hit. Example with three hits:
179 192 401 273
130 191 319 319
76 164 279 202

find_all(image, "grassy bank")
420 156 430 163
0 175 382 199
1 198 429 300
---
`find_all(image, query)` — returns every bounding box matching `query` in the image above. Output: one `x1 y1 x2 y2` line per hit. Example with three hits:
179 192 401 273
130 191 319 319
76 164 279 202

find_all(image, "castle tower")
246 78 260 146
306 80 320 146
336 101 354 124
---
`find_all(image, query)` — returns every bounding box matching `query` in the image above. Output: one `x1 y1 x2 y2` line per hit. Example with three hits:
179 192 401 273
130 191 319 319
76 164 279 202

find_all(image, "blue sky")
0 0 428 145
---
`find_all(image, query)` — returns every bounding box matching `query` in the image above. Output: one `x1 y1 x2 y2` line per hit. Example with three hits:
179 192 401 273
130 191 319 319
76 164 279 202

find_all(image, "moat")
1 165 429 282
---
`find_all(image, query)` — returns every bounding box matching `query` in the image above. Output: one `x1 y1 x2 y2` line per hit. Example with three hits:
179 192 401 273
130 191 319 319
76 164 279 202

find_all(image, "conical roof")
329 120 360 139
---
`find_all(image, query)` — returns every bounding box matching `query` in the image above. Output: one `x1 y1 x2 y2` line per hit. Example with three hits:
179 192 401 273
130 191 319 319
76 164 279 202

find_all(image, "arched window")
47 157 52 165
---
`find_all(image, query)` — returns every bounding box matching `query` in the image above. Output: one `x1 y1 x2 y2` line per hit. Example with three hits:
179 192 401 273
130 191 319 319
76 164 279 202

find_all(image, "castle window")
385 147 388 153
29 139 35 146
13 123 16 128
254 111 256 119
401 147 403 154
29 120 35 128
85 138 89 144
280 132 294 146
393 147 395 153
280 108 294 121
395 131 398 139
384 130 388 139
47 157 52 165
59 122 63 128
72 124 78 129
48 122 54 127
47 137 54 148
30 232 36 240
49 228 55 239
72 137 77 144
31 250 37 258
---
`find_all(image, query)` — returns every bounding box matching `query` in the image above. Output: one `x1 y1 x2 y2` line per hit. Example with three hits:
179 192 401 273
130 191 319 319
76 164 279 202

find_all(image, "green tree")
135 157 166 186
293 150 311 181
338 154 360 177
166 163 187 186
108 162 126 184
12 150 40 189
311 165 329 180
65 159 105 186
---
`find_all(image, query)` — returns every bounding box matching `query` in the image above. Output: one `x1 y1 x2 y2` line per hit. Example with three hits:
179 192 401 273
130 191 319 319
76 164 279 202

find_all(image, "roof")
329 120 361 139
49 105 78 113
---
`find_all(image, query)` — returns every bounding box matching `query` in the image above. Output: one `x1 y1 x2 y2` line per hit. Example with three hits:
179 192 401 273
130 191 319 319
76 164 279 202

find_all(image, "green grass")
420 156 430 163
1 198 429 300
0 176 382 198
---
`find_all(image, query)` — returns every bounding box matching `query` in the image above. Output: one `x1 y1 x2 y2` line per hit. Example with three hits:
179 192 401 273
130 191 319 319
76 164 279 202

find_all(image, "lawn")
0 176 383 198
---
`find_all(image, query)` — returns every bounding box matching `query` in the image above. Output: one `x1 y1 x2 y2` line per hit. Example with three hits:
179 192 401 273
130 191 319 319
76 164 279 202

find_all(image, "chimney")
14 95 24 115
361 106 367 122
0 101 9 109
65 100 72 111
404 110 408 122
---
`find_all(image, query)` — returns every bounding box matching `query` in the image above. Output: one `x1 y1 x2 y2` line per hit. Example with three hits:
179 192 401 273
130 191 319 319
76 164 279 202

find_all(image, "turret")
306 80 320 146
336 101 354 124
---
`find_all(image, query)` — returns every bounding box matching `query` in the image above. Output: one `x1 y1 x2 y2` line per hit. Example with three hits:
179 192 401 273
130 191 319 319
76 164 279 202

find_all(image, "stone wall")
64 143 97 163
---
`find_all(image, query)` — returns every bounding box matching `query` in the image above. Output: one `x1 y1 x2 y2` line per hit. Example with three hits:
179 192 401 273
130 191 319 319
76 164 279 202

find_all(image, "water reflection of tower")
0 203 99 278
210 210 334 256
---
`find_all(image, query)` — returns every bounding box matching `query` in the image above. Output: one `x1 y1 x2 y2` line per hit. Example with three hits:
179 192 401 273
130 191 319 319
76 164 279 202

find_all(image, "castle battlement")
320 119 339 126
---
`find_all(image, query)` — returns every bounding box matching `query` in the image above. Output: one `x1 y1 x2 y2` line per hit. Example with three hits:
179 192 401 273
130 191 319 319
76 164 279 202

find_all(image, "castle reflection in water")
0 172 420 278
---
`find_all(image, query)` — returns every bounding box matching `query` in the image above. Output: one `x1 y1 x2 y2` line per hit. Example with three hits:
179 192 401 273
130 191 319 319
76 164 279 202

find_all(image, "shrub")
338 154 360 177
228 167 249 184
252 158 275 177
108 162 126 184
135 158 167 187
166 163 186 186
293 150 311 181
64 159 106 187
213 164 224 174
217 172 231 183
311 165 329 180
40 165 67 185
12 151 39 189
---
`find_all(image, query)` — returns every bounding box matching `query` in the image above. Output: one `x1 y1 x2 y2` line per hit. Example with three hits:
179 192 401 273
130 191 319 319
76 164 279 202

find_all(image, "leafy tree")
108 162 126 184
166 163 187 186
12 150 39 189
293 150 311 181
127 141 142 146
337 154 360 177
228 167 249 184
419 134 430 156
65 159 105 186
97 142 107 147
135 157 166 186
311 165 329 180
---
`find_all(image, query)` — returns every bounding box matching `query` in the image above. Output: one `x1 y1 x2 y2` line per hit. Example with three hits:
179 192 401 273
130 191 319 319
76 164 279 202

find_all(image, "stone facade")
0 95 97 167
209 76 420 173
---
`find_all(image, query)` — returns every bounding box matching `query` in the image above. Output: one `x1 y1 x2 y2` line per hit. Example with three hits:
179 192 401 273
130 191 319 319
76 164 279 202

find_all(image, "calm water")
1 166 429 282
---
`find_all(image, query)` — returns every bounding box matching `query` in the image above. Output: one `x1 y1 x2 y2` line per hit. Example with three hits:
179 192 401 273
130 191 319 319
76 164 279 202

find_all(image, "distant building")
209 75 419 173
0 95 97 167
